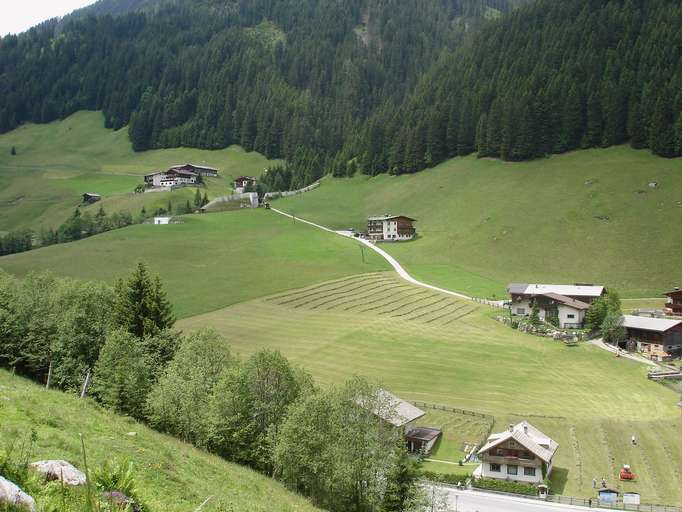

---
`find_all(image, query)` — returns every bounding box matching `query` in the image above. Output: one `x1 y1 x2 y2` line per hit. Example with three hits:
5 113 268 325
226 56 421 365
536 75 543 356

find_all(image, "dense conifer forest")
0 0 522 188
344 0 682 177
0 0 680 188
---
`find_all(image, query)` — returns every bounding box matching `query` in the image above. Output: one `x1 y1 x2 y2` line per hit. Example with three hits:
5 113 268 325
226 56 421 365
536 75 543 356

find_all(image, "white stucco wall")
557 305 585 328
479 462 543 484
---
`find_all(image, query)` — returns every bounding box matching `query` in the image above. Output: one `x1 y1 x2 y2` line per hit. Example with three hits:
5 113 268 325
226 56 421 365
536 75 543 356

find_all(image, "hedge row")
472 477 538 496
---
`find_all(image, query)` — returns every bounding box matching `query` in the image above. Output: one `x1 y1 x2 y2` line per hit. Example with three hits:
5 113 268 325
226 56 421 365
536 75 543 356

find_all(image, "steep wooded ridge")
344 0 682 176
0 0 522 187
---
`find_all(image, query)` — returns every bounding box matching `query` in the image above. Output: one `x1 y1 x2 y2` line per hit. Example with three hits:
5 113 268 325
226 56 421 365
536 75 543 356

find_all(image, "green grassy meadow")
276 147 682 298
179 274 682 503
0 210 388 318
0 111 278 231
0 370 319 512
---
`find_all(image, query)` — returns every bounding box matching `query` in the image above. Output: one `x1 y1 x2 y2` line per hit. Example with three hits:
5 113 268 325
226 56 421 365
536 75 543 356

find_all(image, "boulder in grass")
102 491 141 512
29 460 87 486
0 476 36 511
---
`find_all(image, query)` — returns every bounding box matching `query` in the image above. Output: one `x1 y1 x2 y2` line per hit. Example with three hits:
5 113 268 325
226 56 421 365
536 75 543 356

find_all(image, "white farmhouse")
475 421 558 485
367 215 416 242
508 283 605 329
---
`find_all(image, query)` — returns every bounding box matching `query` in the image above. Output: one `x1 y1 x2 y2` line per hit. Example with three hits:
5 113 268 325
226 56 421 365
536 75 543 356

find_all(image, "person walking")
631 434 637 445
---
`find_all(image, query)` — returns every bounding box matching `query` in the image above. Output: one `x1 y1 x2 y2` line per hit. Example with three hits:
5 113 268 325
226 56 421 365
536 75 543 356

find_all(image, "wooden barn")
82 193 101 204
622 315 682 360
170 163 219 177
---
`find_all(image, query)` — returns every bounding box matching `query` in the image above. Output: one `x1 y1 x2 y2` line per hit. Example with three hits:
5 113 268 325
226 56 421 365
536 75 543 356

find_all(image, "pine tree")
650 95 676 158
194 188 203 208
10 146 16 156
113 262 175 339
201 192 209 207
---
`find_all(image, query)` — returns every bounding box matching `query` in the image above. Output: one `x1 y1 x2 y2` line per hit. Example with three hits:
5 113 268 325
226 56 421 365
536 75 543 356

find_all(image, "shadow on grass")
550 467 569 495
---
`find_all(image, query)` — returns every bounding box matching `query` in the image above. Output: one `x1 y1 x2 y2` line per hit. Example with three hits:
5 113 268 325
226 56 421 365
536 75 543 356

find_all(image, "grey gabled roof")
359 389 425 428
622 315 682 333
508 283 604 298
542 293 591 311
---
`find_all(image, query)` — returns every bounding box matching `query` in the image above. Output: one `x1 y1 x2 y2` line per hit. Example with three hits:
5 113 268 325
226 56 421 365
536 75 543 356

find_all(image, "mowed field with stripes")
180 272 682 503
266 273 479 326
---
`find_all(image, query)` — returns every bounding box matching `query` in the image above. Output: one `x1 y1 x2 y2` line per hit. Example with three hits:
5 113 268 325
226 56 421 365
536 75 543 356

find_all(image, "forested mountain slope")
0 0 524 188
344 0 682 176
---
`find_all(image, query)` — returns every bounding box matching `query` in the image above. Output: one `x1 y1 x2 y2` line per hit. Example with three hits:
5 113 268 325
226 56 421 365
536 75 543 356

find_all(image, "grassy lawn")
0 210 388 318
0 111 279 231
417 408 492 465
179 275 682 503
276 146 682 298
0 370 320 512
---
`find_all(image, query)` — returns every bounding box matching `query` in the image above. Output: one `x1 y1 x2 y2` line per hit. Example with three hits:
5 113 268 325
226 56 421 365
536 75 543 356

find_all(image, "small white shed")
154 217 172 225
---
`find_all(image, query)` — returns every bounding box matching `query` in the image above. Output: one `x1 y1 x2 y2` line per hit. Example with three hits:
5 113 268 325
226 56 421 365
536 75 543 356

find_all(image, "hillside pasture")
0 210 388 318
276 146 682 298
180 276 682 503
0 111 278 231
0 370 320 512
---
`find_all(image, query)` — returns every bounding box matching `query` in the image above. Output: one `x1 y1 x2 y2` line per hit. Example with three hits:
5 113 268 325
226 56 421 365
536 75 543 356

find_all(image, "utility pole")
46 360 53 390
359 244 365 263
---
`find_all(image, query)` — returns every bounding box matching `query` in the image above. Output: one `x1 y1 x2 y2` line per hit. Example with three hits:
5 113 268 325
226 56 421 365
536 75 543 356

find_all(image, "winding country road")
269 206 658 368
270 207 474 301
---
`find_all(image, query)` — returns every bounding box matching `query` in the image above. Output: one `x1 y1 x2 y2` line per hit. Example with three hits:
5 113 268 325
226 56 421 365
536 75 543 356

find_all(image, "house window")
507 465 518 475
516 308 526 315
567 314 575 319
524 467 536 477
489 463 501 473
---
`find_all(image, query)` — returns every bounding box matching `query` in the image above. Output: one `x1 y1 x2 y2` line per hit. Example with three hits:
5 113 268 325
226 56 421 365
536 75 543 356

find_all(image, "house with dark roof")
144 168 198 188
475 421 558 485
508 283 605 329
622 315 682 360
233 176 257 193
367 215 416 241
82 193 101 204
170 163 219 177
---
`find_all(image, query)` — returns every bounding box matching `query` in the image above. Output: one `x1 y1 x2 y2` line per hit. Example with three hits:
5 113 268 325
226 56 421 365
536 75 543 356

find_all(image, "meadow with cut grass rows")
179 273 682 503
0 111 279 231
277 146 682 299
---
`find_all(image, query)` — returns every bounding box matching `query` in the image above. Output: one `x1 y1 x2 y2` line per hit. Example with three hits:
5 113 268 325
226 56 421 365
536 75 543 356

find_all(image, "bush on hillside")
207 350 314 473
146 329 236 446
92 330 153 420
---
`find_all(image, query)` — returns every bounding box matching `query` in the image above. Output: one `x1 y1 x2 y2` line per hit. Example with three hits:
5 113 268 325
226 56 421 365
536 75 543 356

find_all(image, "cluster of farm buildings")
369 390 559 489
509 283 682 360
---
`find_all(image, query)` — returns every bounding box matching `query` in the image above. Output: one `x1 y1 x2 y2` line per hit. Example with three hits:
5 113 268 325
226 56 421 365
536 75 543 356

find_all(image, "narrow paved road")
436 487 612 512
270 207 474 301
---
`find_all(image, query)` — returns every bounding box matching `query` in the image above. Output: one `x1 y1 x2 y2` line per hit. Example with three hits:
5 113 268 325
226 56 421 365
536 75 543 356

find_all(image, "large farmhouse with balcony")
475 421 558 485
508 283 605 329
144 168 198 188
622 315 682 360
367 215 416 242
